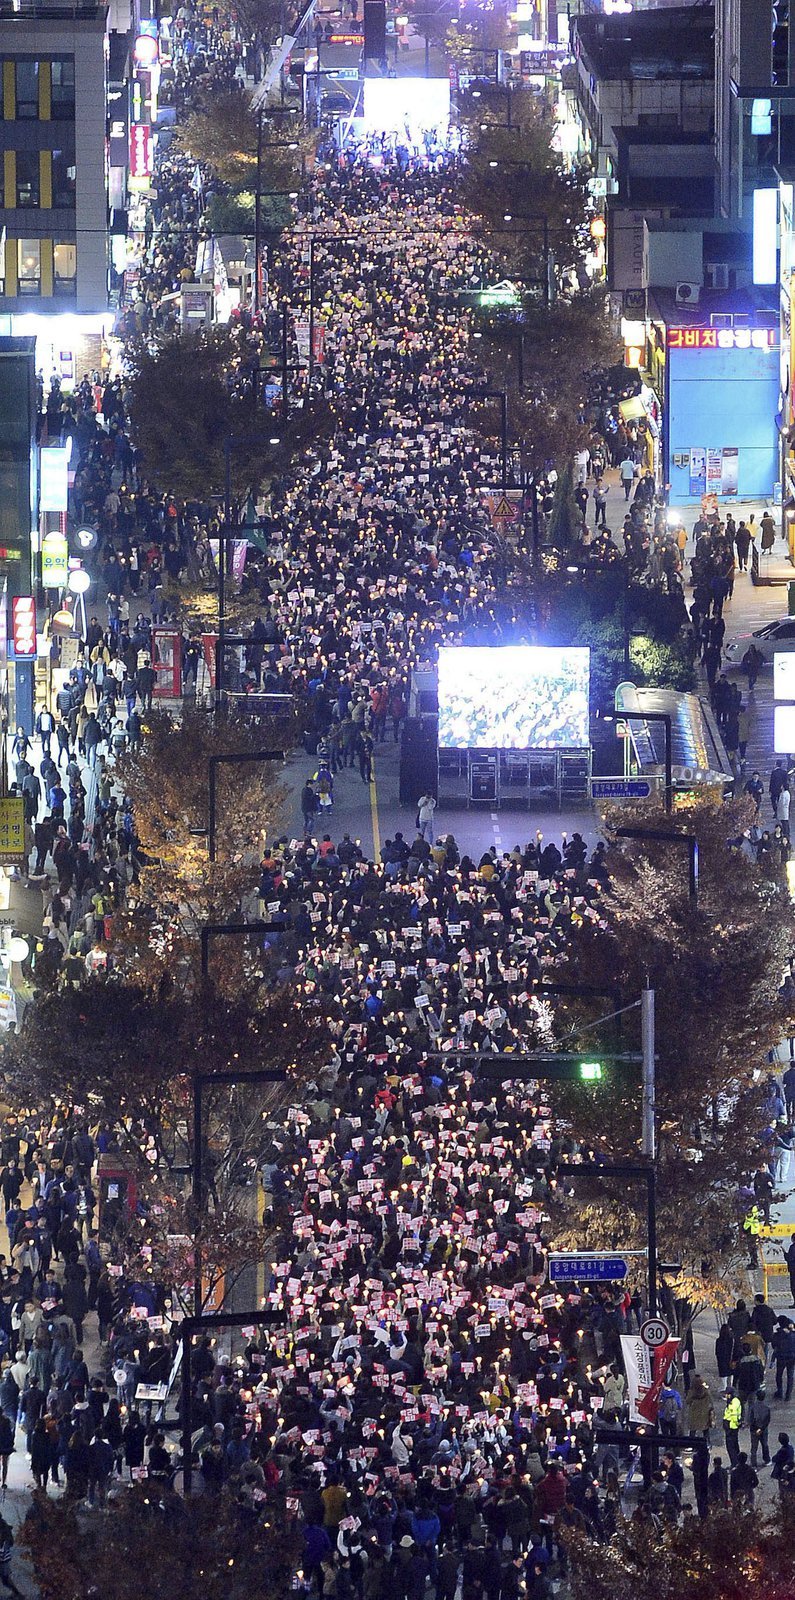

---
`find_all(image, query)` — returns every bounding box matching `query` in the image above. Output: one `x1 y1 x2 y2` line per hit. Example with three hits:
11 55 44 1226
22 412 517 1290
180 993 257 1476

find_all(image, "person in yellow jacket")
723 1391 743 1465
743 1204 762 1268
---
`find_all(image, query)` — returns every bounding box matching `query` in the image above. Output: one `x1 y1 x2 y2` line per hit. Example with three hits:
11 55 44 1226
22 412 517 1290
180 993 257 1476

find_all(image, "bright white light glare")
774 703 795 753
753 187 778 285
437 644 590 751
7 935 29 962
67 568 91 594
361 77 450 135
751 98 772 136
774 651 795 701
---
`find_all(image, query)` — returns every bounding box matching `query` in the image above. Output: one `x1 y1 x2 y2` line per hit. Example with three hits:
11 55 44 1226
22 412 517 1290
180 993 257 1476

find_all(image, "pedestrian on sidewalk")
736 521 752 571
742 644 764 692
730 1452 759 1504
34 707 54 759
749 1388 771 1467
772 1317 795 1399
417 793 436 844
723 1391 743 1465
619 456 636 500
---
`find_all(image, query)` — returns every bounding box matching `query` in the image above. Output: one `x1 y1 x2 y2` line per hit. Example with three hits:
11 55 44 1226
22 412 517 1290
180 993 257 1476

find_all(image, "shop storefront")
665 322 779 506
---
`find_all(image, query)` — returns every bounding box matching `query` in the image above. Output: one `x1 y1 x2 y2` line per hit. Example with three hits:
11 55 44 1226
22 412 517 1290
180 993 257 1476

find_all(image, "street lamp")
67 566 91 642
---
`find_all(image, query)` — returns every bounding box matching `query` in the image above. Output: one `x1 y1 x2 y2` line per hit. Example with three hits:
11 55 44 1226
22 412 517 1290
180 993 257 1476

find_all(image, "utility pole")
641 985 655 1160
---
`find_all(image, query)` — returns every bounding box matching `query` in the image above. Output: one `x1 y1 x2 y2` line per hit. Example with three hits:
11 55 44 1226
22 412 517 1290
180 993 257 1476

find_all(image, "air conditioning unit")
675 282 701 305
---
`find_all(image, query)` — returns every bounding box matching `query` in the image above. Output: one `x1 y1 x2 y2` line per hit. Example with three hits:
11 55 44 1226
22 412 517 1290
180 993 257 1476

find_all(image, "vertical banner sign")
688 447 706 497
11 597 36 658
201 633 218 689
129 123 152 180
706 448 723 494
232 540 248 587
621 1333 653 1423
0 796 26 861
621 1334 680 1423
721 447 739 495
39 447 69 513
41 531 68 589
294 320 311 368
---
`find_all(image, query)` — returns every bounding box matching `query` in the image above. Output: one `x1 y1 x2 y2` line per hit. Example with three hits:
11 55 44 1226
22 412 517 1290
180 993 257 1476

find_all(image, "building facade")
0 2 109 314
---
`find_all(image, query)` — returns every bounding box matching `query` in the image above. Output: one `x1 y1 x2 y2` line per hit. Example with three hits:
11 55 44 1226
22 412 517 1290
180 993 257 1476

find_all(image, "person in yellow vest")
723 1391 742 1466
743 1204 762 1268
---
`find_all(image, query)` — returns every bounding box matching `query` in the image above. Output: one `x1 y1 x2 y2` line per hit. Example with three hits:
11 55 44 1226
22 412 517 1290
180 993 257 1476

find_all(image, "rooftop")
573 4 714 82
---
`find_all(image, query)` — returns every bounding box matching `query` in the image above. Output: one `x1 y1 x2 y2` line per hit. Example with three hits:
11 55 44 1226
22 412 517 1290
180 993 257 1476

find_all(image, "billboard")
437 645 590 751
361 77 450 135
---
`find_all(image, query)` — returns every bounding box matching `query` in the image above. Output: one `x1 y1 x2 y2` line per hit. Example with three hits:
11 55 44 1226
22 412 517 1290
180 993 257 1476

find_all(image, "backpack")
659 1391 679 1422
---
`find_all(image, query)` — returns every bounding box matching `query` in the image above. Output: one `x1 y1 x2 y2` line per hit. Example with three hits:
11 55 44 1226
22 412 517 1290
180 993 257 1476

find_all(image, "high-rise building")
715 0 795 218
0 2 110 316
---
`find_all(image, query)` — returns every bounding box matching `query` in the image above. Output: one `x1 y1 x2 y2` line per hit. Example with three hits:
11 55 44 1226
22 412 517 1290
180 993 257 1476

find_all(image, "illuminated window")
51 149 75 207
15 61 39 120
16 150 39 207
50 59 75 120
53 242 76 295
17 238 40 295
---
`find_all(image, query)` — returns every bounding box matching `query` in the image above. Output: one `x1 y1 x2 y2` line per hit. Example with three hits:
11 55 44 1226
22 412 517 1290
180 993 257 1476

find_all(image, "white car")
724 616 795 665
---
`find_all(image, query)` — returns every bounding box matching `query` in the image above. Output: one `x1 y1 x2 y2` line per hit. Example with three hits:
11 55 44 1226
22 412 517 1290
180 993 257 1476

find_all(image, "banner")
201 632 218 689
621 1333 680 1424
706 448 723 494
620 1333 653 1423
688 447 706 497
210 540 248 589
721 446 739 496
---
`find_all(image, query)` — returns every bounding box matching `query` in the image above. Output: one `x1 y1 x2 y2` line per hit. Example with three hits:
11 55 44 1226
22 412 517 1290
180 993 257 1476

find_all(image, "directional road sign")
548 1253 628 1283
591 779 651 801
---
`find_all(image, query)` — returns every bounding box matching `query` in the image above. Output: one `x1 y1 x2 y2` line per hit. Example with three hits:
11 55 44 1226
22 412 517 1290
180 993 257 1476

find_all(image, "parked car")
724 616 795 664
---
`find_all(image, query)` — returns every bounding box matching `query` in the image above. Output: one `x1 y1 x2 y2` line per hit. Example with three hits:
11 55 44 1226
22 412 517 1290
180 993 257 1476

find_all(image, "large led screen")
437 645 590 751
361 77 450 135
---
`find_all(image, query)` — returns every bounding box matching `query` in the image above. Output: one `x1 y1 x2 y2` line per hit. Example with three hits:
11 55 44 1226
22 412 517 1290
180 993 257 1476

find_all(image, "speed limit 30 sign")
640 1316 671 1348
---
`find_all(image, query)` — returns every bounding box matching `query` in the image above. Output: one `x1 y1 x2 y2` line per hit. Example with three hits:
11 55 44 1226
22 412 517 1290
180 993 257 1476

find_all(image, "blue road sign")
548 1255 628 1283
591 779 651 801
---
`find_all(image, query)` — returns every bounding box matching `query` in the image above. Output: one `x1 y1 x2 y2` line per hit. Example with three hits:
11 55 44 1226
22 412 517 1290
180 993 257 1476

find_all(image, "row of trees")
453 95 618 488
547 796 793 1329
2 708 325 1311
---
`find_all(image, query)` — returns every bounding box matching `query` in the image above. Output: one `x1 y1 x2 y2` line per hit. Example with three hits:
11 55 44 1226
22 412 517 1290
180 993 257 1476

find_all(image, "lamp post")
180 1307 279 1493
471 387 508 486
254 112 302 315
219 431 283 713
67 565 91 642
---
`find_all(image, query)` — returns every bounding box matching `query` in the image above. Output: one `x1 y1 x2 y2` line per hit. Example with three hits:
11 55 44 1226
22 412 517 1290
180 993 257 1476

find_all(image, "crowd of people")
4 2 794 1594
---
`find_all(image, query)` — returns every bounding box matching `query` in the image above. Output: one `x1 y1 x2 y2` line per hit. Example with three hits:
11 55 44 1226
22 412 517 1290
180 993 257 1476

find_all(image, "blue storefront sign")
666 325 779 505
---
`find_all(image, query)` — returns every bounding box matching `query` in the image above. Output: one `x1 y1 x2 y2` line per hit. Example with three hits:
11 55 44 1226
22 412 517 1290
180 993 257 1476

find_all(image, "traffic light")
578 1061 603 1082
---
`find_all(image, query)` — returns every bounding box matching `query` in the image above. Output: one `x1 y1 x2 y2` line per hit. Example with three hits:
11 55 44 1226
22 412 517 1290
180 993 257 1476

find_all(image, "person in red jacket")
534 1461 568 1522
